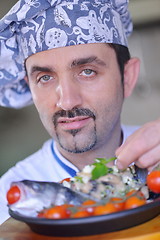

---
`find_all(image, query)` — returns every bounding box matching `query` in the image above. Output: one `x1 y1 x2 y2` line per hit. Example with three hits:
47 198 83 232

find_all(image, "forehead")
25 43 116 68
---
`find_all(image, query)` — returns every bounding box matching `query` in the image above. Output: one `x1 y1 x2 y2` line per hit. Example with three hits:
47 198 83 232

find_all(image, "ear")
24 76 29 85
123 57 140 98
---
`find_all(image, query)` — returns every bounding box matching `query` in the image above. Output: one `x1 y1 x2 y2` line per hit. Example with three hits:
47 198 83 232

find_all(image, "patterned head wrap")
0 0 132 108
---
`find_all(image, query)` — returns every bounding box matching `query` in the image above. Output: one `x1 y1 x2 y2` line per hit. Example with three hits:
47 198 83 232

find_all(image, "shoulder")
13 138 53 170
0 139 53 194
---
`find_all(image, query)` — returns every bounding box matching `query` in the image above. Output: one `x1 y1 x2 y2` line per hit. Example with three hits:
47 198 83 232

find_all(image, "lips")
57 116 92 130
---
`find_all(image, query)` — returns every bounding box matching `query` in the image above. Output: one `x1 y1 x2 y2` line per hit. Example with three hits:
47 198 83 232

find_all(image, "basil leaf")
91 163 107 180
95 157 116 164
91 157 116 180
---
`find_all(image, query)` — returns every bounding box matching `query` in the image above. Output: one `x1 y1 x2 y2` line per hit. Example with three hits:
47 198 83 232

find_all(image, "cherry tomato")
72 209 91 218
127 189 145 197
37 210 47 218
59 178 71 183
43 205 71 219
94 202 117 216
6 185 21 204
126 189 137 197
82 199 96 215
110 197 125 211
124 196 146 210
82 199 96 206
147 171 160 193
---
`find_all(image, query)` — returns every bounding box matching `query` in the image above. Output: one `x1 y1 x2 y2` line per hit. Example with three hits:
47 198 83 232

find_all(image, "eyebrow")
28 56 106 76
71 56 107 68
29 66 53 76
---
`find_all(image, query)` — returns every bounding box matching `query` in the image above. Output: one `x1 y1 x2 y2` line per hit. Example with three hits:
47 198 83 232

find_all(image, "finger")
116 121 160 169
115 131 138 157
115 125 146 157
121 120 160 155
135 144 160 169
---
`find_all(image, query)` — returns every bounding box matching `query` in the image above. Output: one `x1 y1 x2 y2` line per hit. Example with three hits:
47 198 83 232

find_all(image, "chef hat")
0 0 132 108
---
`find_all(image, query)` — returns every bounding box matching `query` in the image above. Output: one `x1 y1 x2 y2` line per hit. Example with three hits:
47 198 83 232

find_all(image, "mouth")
57 116 92 131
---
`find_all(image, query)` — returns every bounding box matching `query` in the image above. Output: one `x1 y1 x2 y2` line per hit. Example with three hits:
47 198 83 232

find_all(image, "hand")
115 119 160 171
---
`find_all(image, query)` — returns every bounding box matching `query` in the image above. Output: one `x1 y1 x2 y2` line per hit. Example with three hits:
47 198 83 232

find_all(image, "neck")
56 123 122 170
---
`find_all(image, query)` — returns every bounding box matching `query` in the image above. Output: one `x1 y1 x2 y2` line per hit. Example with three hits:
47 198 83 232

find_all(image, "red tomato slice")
6 185 21 204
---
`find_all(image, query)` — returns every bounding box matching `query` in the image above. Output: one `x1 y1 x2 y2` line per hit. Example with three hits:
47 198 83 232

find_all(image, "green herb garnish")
91 157 116 180
74 176 83 183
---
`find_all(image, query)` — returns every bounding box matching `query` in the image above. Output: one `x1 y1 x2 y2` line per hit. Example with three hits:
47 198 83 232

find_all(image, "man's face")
25 43 124 155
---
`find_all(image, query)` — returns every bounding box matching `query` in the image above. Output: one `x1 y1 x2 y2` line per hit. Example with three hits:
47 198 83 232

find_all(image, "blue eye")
81 69 96 76
39 75 52 82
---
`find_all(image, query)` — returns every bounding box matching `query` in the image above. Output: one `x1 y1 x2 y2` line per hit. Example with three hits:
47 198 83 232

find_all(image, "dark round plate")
9 198 160 237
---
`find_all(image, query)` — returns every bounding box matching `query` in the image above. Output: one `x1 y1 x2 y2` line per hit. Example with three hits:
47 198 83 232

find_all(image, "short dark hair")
109 43 131 82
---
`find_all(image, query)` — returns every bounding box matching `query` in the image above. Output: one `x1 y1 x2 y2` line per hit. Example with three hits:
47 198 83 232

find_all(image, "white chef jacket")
0 125 139 224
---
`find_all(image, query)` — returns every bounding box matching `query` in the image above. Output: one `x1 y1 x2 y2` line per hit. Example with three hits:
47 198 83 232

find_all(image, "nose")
56 77 82 111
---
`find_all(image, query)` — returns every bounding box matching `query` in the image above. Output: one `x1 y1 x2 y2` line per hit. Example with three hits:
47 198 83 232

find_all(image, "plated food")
7 158 160 219
7 158 160 236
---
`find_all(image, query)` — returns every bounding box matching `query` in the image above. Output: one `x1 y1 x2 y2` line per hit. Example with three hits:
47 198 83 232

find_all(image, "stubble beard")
56 124 97 153
52 108 97 153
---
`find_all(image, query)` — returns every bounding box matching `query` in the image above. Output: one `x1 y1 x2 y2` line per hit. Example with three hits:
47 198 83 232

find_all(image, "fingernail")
116 161 124 170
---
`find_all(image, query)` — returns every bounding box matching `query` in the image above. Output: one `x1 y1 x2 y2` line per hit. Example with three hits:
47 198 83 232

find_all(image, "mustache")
52 107 96 126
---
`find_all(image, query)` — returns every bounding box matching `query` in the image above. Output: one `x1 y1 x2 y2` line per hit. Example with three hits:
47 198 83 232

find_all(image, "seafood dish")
7 158 160 219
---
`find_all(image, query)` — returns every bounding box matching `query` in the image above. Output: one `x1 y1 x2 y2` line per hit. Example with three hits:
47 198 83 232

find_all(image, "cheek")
29 87 55 130
93 80 124 120
31 94 46 116
93 78 123 105
29 84 55 112
34 100 56 137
